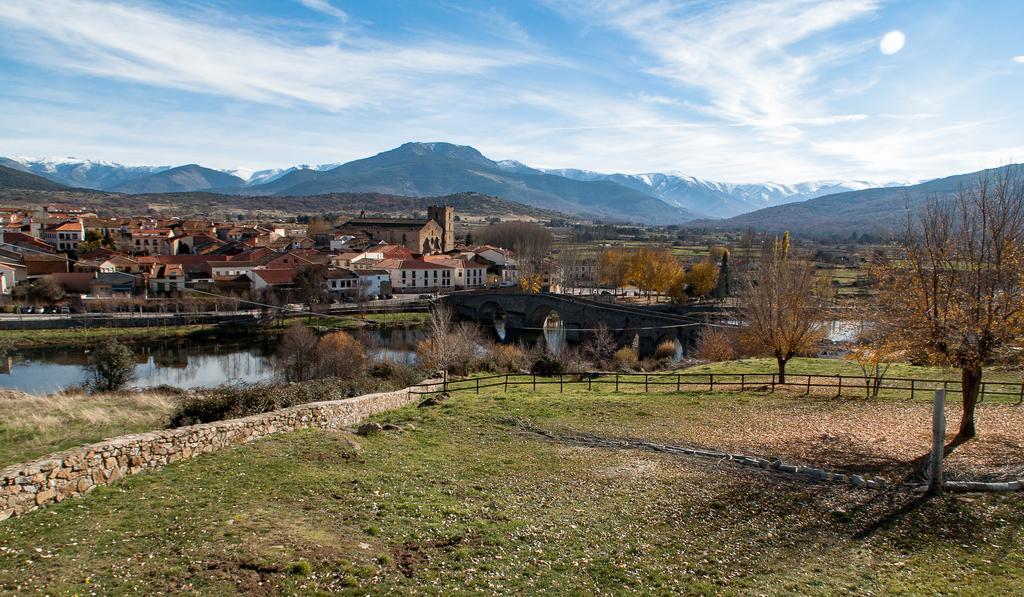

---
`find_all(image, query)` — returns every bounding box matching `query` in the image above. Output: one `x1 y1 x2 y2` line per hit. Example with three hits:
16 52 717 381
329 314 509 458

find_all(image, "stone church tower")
428 205 455 252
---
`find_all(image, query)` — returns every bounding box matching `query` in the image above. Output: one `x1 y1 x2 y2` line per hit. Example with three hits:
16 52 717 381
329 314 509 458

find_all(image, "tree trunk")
958 366 981 438
777 356 788 384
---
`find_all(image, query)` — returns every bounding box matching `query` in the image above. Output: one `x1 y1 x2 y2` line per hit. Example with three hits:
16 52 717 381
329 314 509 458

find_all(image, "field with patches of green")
2 383 1022 594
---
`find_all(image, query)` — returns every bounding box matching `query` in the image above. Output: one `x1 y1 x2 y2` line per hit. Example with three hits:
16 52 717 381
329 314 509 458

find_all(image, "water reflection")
0 328 425 394
542 312 566 356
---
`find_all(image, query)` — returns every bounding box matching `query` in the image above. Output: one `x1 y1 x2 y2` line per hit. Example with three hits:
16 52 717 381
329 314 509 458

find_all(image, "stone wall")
0 381 439 521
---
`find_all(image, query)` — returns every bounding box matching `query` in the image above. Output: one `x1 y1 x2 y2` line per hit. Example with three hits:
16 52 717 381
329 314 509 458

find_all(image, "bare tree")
276 322 320 382
416 302 482 376
872 167 1024 438
736 233 829 383
479 222 553 287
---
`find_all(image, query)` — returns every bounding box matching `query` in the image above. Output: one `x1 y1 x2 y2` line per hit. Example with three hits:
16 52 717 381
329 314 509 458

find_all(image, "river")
0 328 424 394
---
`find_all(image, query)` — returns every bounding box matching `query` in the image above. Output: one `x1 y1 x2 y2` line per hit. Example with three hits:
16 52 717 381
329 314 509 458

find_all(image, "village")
0 204 546 310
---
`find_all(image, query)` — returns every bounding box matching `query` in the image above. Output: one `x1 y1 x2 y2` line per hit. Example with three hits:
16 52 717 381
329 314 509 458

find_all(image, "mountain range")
1 143 904 223
699 163 1024 238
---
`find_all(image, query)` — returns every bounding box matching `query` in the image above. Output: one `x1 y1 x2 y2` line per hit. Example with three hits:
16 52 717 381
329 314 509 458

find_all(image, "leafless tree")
479 221 553 285
736 233 829 383
872 167 1024 438
416 302 482 376
276 322 320 382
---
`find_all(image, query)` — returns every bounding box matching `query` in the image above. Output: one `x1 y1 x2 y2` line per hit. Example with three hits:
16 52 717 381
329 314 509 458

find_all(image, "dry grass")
0 389 178 468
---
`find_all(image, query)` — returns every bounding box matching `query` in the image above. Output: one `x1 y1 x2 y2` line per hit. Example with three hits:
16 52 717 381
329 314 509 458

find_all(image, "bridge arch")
477 301 508 340
526 303 562 329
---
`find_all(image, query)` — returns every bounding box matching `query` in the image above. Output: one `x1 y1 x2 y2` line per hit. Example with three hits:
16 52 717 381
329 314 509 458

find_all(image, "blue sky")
0 0 1022 182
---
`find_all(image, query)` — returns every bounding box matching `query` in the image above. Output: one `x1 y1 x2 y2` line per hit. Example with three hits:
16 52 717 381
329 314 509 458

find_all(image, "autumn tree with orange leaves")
872 167 1024 438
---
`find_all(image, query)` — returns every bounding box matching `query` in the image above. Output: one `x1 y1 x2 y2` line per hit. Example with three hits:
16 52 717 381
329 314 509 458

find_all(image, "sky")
0 0 1022 183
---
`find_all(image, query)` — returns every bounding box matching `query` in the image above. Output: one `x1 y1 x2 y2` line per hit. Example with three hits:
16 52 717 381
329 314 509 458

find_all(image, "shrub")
611 346 639 371
315 331 365 379
696 327 736 362
530 353 565 376
488 343 531 373
367 361 395 379
86 341 136 393
654 340 680 361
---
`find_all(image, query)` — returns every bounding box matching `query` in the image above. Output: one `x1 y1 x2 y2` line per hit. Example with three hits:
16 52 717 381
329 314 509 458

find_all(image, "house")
324 268 360 297
356 269 392 298
21 252 69 276
90 272 136 297
423 255 488 289
131 229 177 255
0 260 26 291
379 258 453 292
73 254 140 274
146 263 186 294
251 268 296 292
41 220 85 252
473 245 519 283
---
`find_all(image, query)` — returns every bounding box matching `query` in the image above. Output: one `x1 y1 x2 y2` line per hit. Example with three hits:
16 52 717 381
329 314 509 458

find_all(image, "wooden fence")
410 371 1024 404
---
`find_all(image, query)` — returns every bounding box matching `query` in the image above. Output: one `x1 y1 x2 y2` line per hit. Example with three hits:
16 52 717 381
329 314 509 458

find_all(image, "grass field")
2 382 1022 593
0 324 223 349
0 390 177 469
681 356 1024 385
0 312 429 350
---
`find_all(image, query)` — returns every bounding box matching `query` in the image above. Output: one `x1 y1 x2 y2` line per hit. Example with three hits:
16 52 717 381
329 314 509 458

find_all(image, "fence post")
443 370 448 393
644 374 648 393
770 374 776 393
560 373 564 394
505 373 509 392
476 377 480 395
588 374 592 391
928 389 946 493
806 375 811 395
837 375 842 397
533 373 536 391
615 373 619 392
910 379 915 401
709 373 714 391
740 373 745 392
677 374 681 392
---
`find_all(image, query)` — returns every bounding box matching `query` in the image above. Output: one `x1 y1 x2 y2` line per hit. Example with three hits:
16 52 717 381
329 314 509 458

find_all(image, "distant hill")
0 188 570 221
698 164 1024 238
109 164 245 194
245 142 698 224
0 165 71 191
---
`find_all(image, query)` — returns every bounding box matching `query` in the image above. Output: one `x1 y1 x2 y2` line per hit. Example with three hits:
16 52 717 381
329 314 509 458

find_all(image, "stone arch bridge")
440 291 726 357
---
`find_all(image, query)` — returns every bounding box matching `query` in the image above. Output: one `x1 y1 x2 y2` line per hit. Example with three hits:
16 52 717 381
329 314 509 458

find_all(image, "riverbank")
2 383 1022 592
0 311 430 350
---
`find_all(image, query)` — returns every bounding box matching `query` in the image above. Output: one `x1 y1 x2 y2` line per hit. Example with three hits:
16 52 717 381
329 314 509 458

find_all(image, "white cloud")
879 30 905 55
298 0 347 21
1014 55 1024 63
553 0 879 140
0 0 538 112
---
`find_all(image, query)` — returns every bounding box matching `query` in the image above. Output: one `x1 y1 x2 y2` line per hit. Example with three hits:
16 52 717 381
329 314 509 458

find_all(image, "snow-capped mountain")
534 166 908 218
232 164 341 187
2 157 344 191
3 149 910 220
1 156 171 190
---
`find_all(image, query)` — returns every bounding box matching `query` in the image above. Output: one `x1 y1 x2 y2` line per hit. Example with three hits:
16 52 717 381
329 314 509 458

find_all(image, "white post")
928 389 946 493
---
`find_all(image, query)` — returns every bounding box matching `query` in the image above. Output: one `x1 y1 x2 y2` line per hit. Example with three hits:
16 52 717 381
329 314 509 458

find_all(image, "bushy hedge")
168 369 421 428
